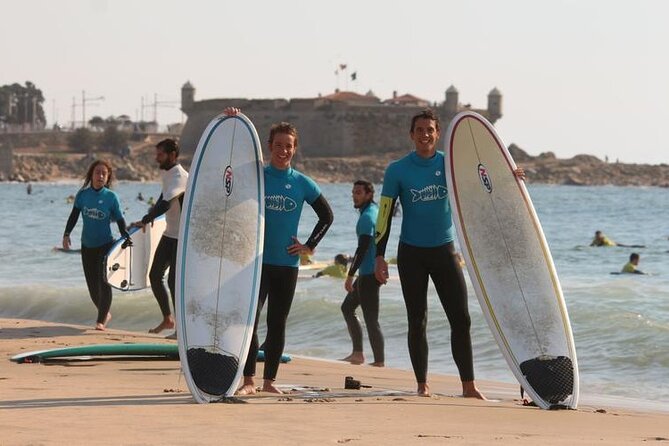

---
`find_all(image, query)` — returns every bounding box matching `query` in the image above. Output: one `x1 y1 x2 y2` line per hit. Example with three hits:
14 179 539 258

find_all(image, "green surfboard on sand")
10 344 291 364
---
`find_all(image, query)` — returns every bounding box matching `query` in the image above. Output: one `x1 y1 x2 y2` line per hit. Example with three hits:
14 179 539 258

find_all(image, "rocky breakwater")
6 141 191 183
509 145 669 187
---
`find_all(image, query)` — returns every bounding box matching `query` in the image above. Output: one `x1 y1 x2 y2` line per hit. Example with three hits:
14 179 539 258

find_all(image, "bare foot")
261 379 283 394
149 316 175 334
105 312 112 325
236 377 256 396
417 382 431 397
462 380 487 400
339 352 365 365
95 322 106 331
369 361 385 367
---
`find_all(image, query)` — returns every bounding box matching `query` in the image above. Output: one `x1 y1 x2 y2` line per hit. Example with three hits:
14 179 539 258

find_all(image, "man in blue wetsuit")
340 180 384 367
224 107 334 395
374 109 524 398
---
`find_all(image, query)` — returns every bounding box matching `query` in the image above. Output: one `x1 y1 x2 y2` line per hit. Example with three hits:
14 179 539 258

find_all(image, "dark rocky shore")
4 142 669 187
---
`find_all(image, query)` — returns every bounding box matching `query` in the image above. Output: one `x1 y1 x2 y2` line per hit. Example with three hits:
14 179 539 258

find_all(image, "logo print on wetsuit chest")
410 185 447 202
83 206 106 220
266 195 297 212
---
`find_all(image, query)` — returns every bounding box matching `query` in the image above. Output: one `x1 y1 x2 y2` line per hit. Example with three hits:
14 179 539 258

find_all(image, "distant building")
178 82 502 156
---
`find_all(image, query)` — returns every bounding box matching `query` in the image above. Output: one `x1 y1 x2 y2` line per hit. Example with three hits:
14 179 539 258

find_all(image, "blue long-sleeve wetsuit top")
263 165 323 267
376 151 454 256
73 187 124 248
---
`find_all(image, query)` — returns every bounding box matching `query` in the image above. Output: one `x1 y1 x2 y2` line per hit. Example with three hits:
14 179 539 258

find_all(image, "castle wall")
179 96 499 158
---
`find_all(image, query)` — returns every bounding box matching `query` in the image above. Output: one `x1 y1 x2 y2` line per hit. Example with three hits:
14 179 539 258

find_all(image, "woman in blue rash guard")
223 107 334 395
62 160 129 331
374 109 524 398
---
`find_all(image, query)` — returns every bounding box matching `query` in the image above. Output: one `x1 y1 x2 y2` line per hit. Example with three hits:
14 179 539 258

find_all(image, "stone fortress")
178 82 502 157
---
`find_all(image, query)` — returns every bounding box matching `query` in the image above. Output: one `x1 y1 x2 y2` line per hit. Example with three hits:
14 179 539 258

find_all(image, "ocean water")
0 181 667 410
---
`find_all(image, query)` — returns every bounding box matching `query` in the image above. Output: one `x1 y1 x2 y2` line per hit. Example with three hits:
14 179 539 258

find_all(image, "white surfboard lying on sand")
104 216 166 291
176 112 264 403
445 111 579 409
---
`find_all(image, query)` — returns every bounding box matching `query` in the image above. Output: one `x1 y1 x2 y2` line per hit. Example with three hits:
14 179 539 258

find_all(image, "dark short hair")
156 138 180 157
630 253 640 261
268 122 298 147
410 109 441 132
334 254 348 265
353 180 374 195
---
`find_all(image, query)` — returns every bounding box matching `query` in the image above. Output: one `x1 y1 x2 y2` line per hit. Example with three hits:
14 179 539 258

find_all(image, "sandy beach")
0 317 667 445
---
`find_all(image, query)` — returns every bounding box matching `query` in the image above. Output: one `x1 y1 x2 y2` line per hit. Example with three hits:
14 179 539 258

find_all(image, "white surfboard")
445 111 579 409
104 216 166 291
176 112 264 403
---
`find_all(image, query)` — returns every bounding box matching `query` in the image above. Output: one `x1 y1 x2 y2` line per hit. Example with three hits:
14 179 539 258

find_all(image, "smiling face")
91 164 110 189
269 132 297 170
410 117 440 157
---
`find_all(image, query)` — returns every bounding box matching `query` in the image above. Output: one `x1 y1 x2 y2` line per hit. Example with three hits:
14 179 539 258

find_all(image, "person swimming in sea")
621 253 646 274
313 254 349 278
590 230 645 248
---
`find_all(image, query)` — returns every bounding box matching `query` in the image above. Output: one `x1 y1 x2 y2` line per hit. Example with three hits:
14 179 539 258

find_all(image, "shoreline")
1 317 668 445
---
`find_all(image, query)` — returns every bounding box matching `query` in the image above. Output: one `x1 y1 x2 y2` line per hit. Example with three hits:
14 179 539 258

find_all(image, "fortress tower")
444 85 459 115
181 81 195 113
487 87 502 122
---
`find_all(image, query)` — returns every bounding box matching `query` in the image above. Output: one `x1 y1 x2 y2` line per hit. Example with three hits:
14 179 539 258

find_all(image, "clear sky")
2 0 667 164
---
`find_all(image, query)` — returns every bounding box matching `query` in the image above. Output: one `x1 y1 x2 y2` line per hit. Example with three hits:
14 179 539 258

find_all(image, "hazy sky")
2 0 667 164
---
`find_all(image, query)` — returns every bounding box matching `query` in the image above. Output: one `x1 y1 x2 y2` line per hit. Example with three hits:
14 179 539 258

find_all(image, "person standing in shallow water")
62 160 129 331
223 107 334 395
340 180 384 367
374 109 525 398
131 139 189 337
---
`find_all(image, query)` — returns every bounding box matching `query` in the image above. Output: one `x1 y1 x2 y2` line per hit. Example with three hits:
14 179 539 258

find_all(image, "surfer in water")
130 138 189 337
340 180 385 367
590 230 645 248
621 253 646 274
374 109 524 398
313 254 349 278
224 107 334 395
62 160 130 331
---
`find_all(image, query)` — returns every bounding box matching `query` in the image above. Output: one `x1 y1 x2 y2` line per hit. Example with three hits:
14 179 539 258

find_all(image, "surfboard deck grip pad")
519 356 574 404
187 348 239 396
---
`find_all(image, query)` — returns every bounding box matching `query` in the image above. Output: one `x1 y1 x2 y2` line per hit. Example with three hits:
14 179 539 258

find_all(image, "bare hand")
344 276 355 293
62 235 71 251
287 236 312 257
374 257 389 285
223 107 240 116
514 167 526 181
130 221 148 233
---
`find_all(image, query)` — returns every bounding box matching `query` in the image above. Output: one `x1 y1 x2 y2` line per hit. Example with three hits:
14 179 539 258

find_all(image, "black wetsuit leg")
358 274 384 363
429 243 474 381
81 242 113 324
149 236 177 317
397 242 474 383
341 278 363 352
243 264 299 381
397 242 431 383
